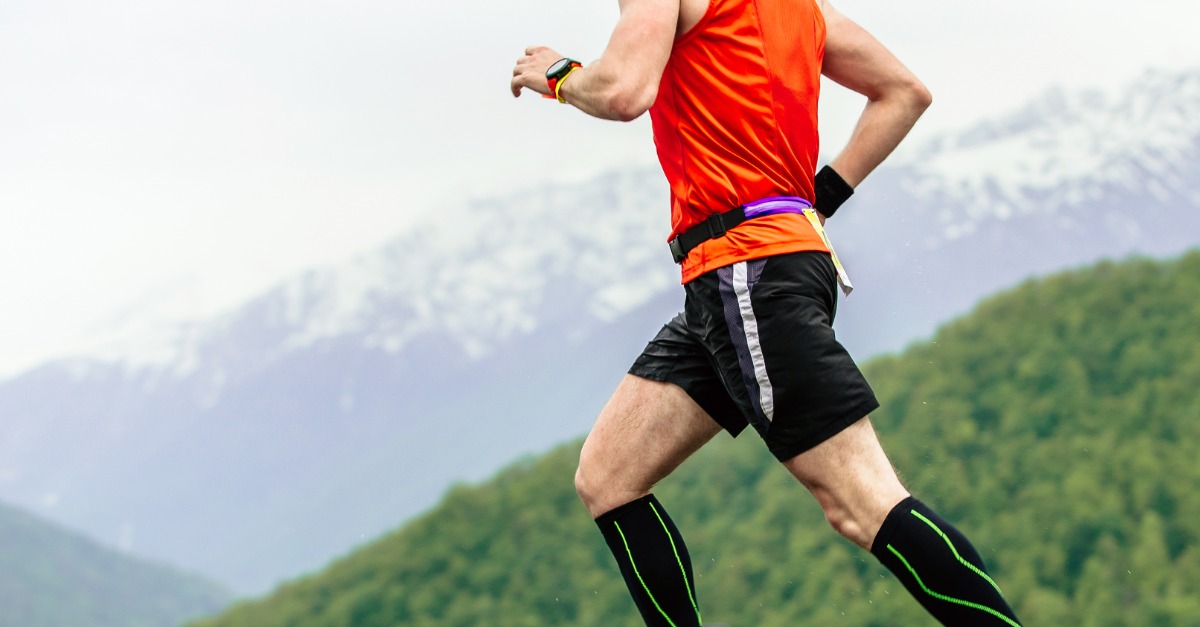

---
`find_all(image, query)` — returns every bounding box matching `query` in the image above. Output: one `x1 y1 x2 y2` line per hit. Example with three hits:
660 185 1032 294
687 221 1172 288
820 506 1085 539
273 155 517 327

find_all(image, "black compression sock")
871 497 1022 626
596 495 702 627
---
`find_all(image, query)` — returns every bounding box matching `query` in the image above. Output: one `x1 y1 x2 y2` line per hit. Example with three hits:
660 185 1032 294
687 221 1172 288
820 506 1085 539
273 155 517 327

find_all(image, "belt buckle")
706 213 727 239
668 238 686 264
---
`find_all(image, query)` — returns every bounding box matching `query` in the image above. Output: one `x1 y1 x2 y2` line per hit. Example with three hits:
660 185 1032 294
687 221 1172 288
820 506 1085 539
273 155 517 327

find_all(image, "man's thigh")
577 374 723 518
685 252 881 461
782 416 909 548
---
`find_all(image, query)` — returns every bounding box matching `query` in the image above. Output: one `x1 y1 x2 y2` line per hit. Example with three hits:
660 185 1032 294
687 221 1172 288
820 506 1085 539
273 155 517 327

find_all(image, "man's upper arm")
593 0 679 116
819 0 920 101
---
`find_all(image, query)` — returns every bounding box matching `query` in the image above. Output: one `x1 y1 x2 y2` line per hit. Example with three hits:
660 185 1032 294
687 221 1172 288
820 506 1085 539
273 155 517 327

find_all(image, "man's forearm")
829 85 932 188
557 62 654 122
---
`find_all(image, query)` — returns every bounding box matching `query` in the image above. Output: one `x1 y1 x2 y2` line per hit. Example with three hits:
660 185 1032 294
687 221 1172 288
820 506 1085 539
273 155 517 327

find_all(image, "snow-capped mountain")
904 68 1200 231
1 67 1198 594
70 167 675 379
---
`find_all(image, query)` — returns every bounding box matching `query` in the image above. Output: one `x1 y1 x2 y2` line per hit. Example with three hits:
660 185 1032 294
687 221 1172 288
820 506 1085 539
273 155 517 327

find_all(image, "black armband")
814 165 854 218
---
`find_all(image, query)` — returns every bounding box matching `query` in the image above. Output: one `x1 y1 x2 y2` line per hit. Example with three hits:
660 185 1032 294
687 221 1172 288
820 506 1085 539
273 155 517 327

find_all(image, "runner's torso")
652 0 829 283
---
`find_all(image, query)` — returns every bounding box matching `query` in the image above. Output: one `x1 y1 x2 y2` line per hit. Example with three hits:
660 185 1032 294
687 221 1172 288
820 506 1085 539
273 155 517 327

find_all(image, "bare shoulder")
814 0 844 24
677 0 709 36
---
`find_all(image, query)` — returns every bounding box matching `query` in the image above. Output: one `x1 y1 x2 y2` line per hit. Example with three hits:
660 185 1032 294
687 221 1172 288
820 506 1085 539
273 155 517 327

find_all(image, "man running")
511 0 1022 625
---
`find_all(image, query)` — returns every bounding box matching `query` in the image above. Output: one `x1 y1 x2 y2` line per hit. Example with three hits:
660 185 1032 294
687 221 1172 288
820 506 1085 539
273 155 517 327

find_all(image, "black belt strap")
668 206 748 264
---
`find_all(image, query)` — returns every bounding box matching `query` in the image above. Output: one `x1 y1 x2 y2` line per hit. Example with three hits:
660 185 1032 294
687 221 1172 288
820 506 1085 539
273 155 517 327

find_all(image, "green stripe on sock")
910 510 1003 595
648 501 702 624
887 545 1021 627
614 521 678 627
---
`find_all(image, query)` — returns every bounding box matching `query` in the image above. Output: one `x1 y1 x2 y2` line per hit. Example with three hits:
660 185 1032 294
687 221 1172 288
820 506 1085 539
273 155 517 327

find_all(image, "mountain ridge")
0 499 230 627
900 67 1200 230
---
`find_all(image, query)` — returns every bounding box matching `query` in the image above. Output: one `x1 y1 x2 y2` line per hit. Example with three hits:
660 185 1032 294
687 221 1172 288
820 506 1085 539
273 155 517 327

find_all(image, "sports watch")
546 57 582 103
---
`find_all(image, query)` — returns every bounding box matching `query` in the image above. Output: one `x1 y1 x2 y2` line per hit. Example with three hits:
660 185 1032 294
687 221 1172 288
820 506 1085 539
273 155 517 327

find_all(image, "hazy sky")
2 0 1198 375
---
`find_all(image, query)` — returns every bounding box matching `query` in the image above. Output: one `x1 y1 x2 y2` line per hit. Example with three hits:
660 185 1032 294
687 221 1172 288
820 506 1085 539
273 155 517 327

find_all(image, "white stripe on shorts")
732 262 775 422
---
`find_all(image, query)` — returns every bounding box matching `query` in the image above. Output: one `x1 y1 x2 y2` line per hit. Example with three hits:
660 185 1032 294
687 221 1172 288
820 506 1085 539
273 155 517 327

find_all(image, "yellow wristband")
555 66 581 104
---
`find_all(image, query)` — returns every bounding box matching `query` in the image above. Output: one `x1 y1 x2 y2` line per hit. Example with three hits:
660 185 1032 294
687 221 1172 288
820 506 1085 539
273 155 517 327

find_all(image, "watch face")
546 58 575 79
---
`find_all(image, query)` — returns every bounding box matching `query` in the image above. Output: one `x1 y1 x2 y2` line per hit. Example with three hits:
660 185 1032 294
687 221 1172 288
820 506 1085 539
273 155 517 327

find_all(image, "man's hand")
511 46 566 98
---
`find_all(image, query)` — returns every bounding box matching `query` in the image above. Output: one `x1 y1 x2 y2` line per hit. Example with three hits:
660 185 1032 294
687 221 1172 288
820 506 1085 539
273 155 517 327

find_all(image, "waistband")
669 196 812 264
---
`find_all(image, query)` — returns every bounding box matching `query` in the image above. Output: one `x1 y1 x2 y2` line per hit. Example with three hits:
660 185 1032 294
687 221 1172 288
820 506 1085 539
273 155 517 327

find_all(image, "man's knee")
574 461 599 510
784 417 909 549
805 485 876 548
575 450 617 517
575 451 650 519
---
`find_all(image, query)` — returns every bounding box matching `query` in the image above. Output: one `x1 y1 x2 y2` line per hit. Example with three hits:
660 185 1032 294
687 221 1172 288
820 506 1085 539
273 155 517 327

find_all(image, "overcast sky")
2 0 1198 376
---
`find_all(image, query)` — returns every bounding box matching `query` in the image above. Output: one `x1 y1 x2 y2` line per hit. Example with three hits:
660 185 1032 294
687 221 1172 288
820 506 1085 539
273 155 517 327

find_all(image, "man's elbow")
909 79 933 113
874 75 932 115
607 83 657 122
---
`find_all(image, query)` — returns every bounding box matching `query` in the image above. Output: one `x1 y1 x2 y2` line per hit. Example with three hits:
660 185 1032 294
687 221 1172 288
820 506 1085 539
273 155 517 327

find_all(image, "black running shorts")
629 251 879 462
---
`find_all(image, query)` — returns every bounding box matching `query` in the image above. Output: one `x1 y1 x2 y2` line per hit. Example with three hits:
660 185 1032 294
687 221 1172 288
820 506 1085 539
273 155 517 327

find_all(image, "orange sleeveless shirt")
650 0 828 283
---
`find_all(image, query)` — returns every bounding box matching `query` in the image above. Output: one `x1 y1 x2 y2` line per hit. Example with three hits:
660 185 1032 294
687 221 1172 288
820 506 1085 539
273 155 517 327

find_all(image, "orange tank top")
651 0 828 283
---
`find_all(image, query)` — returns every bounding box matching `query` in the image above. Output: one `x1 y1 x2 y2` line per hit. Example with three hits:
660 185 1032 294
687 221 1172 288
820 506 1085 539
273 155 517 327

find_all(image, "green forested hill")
193 252 1200 627
0 501 230 627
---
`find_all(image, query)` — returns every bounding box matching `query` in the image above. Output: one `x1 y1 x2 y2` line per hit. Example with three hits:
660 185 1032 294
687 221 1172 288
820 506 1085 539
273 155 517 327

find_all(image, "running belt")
668 195 854 296
668 196 812 264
